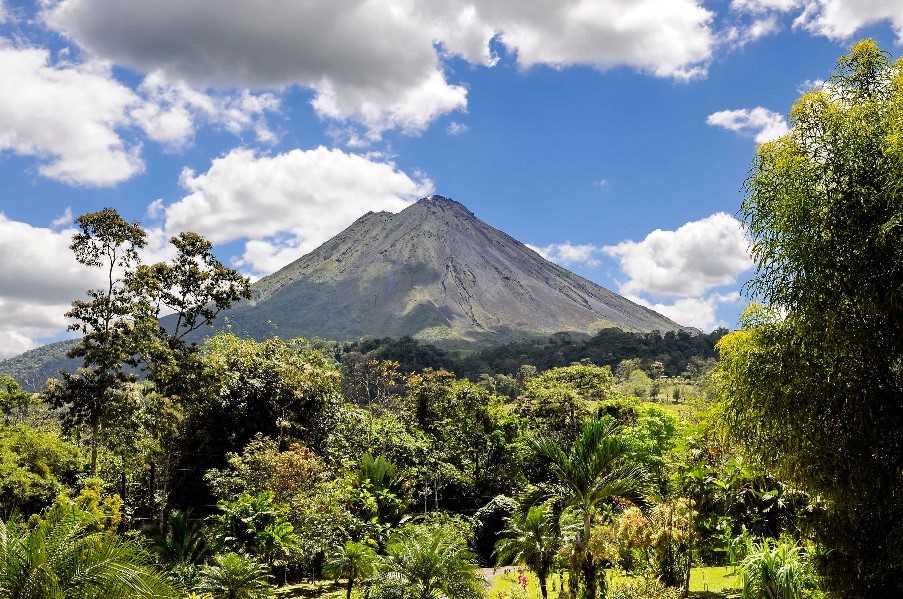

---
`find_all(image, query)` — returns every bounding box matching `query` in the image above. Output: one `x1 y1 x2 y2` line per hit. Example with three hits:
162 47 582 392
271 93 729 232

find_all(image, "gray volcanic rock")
205 195 686 344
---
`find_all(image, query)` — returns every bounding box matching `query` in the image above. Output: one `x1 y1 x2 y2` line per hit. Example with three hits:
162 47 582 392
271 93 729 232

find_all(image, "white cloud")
0 214 103 358
158 146 433 275
44 0 716 138
447 121 468 136
707 107 789 143
528 242 604 268
0 44 144 186
235 238 306 277
593 179 610 189
0 43 282 186
731 0 802 13
793 0 903 42
50 206 73 229
132 71 280 148
732 0 903 45
604 212 752 298
628 293 740 332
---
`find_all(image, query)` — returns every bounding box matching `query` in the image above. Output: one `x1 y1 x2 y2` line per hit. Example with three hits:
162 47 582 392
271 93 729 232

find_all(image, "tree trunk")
539 574 549 599
90 425 98 474
582 559 598 599
346 576 354 599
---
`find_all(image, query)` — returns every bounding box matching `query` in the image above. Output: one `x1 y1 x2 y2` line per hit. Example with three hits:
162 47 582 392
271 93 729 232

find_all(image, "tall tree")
56 209 145 471
714 39 903 596
130 231 250 397
531 419 648 599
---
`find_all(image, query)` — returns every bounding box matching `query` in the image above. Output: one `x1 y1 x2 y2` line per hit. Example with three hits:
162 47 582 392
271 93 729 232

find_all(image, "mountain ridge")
199 195 687 344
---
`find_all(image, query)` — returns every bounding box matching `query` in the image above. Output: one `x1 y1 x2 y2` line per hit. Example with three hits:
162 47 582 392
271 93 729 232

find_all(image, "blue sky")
0 0 901 355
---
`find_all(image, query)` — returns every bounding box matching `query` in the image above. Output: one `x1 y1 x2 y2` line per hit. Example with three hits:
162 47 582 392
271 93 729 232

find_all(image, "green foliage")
205 435 323 504
0 376 33 425
0 425 81 516
495 504 560 599
530 419 650 599
716 40 903 595
735 538 822 599
155 509 209 565
211 492 298 568
0 503 178 598
377 523 481 599
354 454 408 525
324 541 378 599
198 552 273 599
609 574 683 599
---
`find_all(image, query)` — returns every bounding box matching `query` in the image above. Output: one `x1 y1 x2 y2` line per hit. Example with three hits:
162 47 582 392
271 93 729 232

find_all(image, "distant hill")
0 339 80 391
1 195 691 389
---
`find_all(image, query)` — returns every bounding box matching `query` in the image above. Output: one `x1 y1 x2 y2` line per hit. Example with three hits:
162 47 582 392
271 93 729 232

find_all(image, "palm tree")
155 509 209 565
325 541 378 599
198 552 272 599
0 508 178 599
380 525 481 599
495 504 560 599
531 418 649 599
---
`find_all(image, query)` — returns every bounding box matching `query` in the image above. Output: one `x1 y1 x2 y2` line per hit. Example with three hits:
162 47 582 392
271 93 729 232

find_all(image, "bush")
735 537 823 599
609 575 683 599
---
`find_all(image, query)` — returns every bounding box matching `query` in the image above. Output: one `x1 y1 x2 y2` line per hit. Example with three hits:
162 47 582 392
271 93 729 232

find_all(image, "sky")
0 0 901 357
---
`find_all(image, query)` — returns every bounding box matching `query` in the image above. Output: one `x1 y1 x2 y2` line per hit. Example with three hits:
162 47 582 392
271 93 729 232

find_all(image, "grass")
273 565 740 598
486 567 739 598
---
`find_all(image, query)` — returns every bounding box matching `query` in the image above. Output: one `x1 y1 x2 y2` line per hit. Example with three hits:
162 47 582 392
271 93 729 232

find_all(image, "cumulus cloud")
0 43 282 186
0 214 102 358
731 0 903 45
792 0 903 41
731 0 802 12
527 242 604 268
628 292 741 332
604 212 752 298
43 0 716 138
0 44 144 186
158 146 433 275
131 72 281 149
707 107 789 143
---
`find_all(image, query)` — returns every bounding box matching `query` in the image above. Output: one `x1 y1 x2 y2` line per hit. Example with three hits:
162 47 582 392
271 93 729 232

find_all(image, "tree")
495 504 560 599
0 425 81 516
379 524 481 599
198 552 272 599
0 503 178 598
61 209 146 472
325 541 378 599
714 40 903 595
130 232 250 397
531 419 649 599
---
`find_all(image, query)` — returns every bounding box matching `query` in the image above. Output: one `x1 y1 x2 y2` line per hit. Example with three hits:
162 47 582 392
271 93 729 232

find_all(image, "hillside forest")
0 40 902 599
